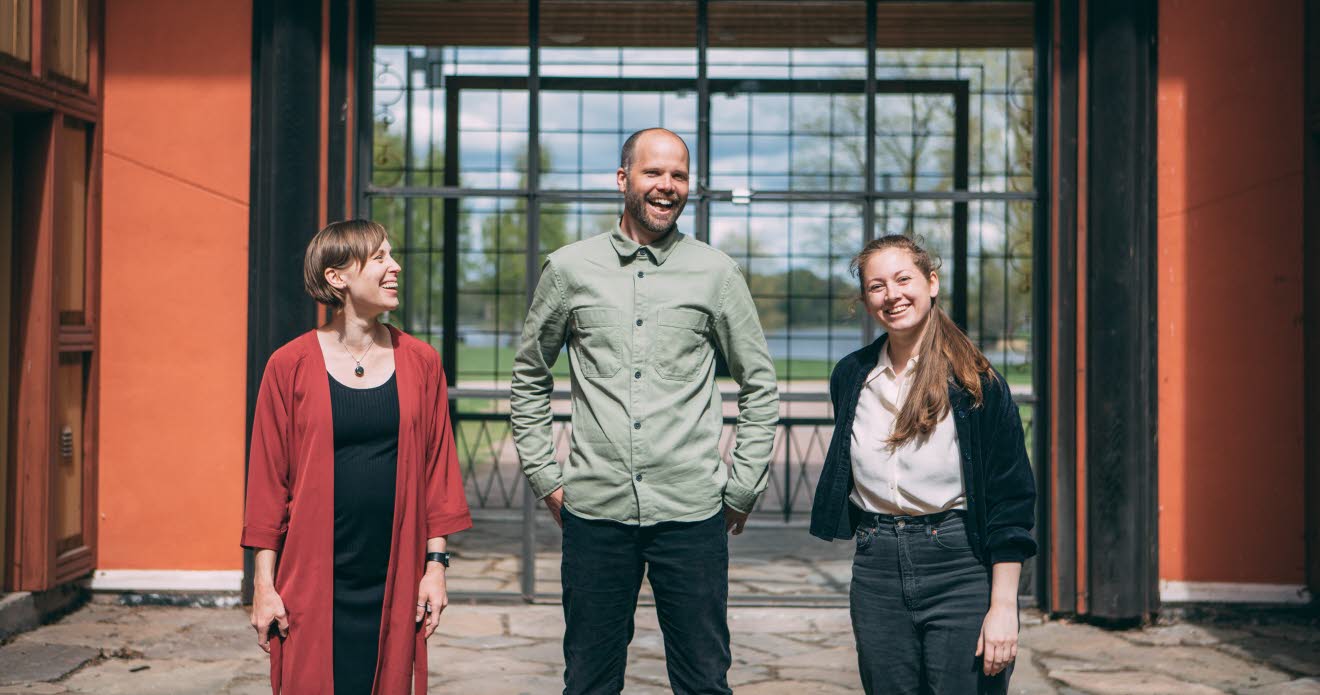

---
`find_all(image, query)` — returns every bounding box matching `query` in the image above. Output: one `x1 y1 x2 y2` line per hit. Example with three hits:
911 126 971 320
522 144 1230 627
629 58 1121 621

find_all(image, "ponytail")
888 302 990 447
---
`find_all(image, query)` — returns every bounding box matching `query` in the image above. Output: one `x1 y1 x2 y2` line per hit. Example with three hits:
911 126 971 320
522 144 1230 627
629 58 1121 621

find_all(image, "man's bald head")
619 128 690 173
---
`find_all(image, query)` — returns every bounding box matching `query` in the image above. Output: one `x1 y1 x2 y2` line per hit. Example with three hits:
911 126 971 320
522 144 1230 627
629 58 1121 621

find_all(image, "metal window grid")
360 0 1044 604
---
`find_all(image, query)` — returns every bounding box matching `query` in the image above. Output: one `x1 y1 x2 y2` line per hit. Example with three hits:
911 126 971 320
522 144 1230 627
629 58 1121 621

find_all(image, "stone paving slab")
1239 679 1320 695
0 601 1316 694
0 643 99 686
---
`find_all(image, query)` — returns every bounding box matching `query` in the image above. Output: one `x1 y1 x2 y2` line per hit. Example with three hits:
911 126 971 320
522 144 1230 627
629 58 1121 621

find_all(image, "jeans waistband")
860 508 966 528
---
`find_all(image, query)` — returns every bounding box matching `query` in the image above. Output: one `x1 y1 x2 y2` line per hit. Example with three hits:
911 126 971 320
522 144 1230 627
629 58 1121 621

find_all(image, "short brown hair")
303 219 389 308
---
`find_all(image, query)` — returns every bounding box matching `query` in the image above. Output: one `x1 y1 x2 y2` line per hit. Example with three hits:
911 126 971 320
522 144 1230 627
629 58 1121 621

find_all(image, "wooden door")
7 112 99 591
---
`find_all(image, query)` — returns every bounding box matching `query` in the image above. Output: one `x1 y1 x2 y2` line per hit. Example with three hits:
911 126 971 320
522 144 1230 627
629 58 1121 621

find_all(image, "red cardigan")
241 327 472 694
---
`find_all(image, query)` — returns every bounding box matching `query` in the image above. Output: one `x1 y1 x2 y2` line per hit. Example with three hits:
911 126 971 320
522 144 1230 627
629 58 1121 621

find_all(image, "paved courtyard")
447 516 858 599
0 597 1317 694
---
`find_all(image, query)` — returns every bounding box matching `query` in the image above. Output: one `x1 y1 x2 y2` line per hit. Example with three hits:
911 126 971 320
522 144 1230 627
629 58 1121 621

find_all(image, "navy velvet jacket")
808 336 1038 565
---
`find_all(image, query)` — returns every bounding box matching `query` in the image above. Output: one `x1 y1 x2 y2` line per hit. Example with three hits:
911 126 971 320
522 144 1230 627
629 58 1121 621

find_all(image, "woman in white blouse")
810 235 1037 694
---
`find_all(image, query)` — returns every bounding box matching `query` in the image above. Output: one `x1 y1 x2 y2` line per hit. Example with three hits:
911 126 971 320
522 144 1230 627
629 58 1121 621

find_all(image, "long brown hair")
850 235 992 447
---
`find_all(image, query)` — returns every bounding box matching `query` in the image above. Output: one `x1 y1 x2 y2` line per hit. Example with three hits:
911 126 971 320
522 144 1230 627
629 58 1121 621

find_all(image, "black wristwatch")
425 551 451 568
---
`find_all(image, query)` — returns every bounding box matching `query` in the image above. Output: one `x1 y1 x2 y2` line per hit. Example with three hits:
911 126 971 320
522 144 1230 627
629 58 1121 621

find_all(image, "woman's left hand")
415 567 449 639
976 602 1018 676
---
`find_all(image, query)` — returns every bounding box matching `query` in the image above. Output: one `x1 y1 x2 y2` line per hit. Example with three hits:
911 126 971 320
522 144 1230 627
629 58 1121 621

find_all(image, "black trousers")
560 508 732 695
850 512 1011 695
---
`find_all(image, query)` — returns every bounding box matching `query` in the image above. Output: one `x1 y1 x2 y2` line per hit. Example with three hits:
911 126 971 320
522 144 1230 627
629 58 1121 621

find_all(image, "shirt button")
635 473 643 482
637 271 645 278
634 370 642 379
635 318 643 326
634 421 641 429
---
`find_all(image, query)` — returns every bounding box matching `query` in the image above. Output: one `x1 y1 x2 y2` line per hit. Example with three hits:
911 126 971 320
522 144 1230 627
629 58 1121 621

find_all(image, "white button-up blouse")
847 346 967 516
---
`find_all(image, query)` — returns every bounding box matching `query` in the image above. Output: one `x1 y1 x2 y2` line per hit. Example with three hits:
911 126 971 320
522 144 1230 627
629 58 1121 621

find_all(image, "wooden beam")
1304 0 1320 600
1084 0 1157 623
244 0 324 604
375 1 1034 49
11 113 55 592
1048 0 1079 616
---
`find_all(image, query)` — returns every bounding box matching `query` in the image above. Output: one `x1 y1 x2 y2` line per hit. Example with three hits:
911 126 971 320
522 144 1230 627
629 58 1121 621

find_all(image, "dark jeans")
560 508 732 695
850 511 1011 695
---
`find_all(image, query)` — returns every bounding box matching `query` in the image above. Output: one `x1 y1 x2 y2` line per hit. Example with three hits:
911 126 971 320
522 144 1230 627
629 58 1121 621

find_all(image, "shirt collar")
867 344 919 385
610 224 683 266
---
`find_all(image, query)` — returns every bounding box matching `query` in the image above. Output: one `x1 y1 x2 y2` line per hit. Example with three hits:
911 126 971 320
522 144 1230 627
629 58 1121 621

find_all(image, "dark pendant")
354 365 365 377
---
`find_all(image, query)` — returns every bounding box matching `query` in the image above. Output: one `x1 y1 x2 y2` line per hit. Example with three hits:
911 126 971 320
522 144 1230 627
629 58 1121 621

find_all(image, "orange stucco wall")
99 1 251 570
1157 0 1305 584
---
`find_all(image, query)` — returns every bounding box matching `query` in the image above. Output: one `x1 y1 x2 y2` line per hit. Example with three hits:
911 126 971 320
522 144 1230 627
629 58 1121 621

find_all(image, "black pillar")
1084 0 1159 622
1050 0 1081 616
1030 0 1054 608
327 0 350 222
243 0 322 603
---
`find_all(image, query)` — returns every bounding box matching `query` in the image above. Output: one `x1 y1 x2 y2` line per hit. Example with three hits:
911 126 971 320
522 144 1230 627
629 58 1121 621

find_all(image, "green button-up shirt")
510 227 780 525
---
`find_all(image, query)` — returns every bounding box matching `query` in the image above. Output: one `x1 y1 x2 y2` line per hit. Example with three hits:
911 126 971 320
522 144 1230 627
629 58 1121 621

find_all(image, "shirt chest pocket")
654 308 712 381
572 308 624 379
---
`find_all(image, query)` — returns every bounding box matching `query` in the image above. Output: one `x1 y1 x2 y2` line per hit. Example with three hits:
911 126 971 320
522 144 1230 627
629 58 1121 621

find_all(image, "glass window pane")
0 0 31 62
967 199 1033 389
708 2 866 194
46 0 87 84
539 200 619 260
55 120 88 321
539 90 696 192
712 201 861 390
875 48 1036 195
455 198 532 386
374 3 531 189
875 93 956 193
455 89 529 189
372 197 446 350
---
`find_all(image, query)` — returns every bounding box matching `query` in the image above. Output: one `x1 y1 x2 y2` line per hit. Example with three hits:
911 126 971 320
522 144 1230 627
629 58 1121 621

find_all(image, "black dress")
329 372 399 695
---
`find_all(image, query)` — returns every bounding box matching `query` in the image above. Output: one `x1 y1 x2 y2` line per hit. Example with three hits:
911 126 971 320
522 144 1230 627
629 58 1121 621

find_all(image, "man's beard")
623 183 686 236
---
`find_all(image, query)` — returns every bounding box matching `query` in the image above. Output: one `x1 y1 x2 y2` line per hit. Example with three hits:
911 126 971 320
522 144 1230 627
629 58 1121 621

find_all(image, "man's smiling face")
618 131 690 238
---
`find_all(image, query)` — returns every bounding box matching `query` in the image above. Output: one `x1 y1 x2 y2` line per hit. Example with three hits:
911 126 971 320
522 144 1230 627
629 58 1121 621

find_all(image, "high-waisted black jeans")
850 511 1011 694
560 508 732 695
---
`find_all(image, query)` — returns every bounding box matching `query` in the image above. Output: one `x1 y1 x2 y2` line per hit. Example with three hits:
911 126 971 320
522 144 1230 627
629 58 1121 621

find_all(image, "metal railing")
451 389 1037 602
454 391 1036 522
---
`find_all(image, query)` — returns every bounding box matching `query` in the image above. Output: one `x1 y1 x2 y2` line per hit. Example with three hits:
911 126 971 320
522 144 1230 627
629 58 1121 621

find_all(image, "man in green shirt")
511 128 779 694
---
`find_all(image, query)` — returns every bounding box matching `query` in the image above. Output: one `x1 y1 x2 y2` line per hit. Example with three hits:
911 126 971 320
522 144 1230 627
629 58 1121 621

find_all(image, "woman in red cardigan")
242 219 472 694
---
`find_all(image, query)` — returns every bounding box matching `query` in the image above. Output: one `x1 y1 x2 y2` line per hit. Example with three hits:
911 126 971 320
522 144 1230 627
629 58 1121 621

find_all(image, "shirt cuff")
240 526 285 552
986 527 1038 565
527 465 564 500
427 510 474 538
722 480 759 515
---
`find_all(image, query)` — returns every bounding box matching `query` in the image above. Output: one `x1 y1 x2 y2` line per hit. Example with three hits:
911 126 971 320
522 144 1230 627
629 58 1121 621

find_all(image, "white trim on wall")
86 572 1311 604
1159 580 1312 604
89 570 242 593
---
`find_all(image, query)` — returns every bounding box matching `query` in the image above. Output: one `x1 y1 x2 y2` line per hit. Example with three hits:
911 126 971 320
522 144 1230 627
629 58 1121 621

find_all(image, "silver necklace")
340 327 377 377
